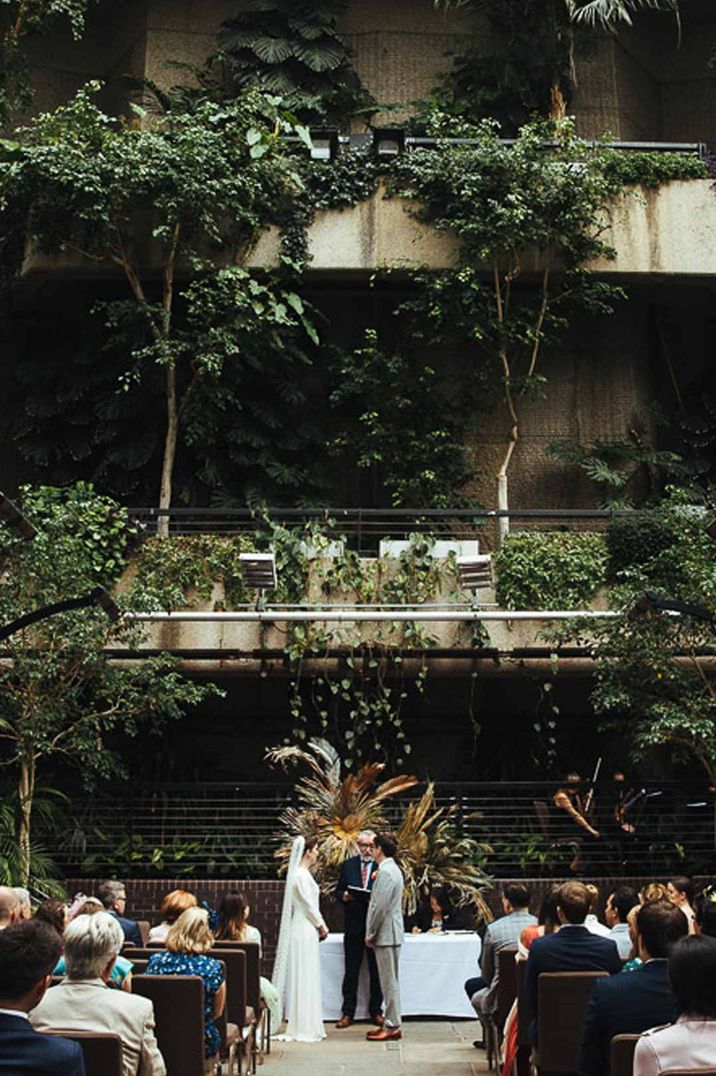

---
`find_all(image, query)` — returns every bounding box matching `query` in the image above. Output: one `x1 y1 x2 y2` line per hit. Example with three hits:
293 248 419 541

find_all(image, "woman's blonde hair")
641 882 669 904
166 907 214 954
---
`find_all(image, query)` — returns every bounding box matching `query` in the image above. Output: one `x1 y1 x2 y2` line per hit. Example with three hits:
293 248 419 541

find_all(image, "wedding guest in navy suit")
334 830 383 1028
98 880 142 946
0 919 85 1075
524 881 622 1045
579 899 688 1076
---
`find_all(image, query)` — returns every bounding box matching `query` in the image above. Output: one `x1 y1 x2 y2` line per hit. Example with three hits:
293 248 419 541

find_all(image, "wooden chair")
133 974 213 1076
45 1031 122 1076
610 1033 640 1076
515 956 531 1076
536 971 608 1075
485 947 518 1070
138 920 150 946
214 942 266 1058
212 949 255 1074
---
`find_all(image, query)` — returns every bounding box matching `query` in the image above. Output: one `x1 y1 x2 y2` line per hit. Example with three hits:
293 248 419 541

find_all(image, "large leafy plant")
220 0 373 124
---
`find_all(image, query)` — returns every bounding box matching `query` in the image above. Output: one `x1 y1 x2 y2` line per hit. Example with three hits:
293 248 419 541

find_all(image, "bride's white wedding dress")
278 865 327 1043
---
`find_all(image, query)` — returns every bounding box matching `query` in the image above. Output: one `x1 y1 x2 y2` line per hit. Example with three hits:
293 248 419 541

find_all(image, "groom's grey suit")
365 856 404 1030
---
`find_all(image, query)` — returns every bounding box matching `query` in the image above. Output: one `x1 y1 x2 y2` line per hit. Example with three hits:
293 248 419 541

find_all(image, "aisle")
266 1019 490 1075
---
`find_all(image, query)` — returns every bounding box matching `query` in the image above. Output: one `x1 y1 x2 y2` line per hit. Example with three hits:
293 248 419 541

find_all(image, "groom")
365 831 404 1042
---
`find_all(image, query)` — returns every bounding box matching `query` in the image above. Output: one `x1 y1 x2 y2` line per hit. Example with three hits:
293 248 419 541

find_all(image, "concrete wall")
14 0 716 145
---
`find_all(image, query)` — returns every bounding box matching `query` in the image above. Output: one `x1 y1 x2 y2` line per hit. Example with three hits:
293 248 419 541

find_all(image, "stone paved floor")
262 1020 490 1075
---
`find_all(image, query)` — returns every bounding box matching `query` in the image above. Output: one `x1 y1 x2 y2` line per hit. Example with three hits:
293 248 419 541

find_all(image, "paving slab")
264 1019 490 1075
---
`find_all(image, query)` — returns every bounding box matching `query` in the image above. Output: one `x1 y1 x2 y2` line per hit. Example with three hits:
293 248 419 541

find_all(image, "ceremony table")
320 931 481 1020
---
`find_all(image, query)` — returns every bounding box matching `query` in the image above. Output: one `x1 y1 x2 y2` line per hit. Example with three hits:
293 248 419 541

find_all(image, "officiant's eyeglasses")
357 840 374 850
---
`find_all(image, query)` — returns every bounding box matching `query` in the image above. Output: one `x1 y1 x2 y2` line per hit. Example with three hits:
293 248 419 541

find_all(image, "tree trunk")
549 81 567 121
157 362 178 538
18 751 35 887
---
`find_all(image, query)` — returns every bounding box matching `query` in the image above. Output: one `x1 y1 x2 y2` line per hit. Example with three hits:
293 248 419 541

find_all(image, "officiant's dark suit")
335 851 383 1025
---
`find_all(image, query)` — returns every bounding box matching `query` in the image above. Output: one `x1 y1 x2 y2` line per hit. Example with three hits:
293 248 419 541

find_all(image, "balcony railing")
49 780 715 881
127 506 642 554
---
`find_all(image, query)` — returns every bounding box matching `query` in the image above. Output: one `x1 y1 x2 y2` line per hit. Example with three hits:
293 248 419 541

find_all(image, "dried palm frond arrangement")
397 782 493 922
266 738 492 922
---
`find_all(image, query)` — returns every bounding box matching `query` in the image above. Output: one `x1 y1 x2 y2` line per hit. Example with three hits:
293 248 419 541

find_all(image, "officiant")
334 829 384 1029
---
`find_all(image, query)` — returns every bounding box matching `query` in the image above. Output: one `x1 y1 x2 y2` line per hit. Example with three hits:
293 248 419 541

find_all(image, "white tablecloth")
320 932 481 1019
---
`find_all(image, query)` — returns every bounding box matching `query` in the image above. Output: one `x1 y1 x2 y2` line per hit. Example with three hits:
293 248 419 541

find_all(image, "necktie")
361 860 370 887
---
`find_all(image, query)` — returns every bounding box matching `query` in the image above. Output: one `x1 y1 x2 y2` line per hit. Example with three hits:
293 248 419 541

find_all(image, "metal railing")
48 780 715 881
127 506 643 554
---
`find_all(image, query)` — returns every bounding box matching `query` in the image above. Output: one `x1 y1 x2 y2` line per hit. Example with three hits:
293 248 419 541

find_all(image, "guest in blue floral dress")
146 907 225 1061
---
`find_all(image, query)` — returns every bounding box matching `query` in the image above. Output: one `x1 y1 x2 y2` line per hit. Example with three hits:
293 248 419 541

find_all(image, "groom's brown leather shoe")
366 1027 401 1041
335 1016 352 1028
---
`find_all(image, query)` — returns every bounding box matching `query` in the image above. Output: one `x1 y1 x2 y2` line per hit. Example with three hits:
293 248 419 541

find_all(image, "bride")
272 835 329 1043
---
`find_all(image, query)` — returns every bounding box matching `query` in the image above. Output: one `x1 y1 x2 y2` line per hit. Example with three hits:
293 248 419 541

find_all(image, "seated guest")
0 919 85 1075
524 880 622 1045
146 907 225 1067
584 884 611 938
30 912 165 1076
54 901 134 991
695 898 716 938
97 880 143 946
147 889 197 945
411 886 467 934
634 934 716 1074
0 887 20 929
501 887 560 1076
605 886 639 958
578 899 689 1076
467 882 536 1049
215 891 282 1033
35 899 69 936
641 882 669 904
13 888 32 921
666 875 697 934
216 891 261 946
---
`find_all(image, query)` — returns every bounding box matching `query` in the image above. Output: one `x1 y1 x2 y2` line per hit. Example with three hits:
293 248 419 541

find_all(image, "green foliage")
0 787 67 894
0 0 100 122
0 482 216 882
556 492 716 782
328 330 472 508
0 85 320 518
548 433 686 506
495 530 607 609
601 150 708 187
220 0 374 125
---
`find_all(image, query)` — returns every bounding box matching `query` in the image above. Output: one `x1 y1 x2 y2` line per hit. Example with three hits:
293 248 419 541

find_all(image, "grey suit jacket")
30 979 166 1076
366 857 404 947
480 909 538 1011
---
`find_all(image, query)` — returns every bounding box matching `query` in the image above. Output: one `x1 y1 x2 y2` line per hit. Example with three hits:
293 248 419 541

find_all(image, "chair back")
496 947 519 1025
46 1031 122 1076
214 949 248 1027
214 942 261 1012
537 971 607 1073
129 958 148 975
138 920 150 946
133 974 205 1076
610 1033 640 1076
516 958 531 1048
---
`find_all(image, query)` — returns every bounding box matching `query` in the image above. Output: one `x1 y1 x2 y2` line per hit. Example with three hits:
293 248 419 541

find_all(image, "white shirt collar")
0 1008 28 1020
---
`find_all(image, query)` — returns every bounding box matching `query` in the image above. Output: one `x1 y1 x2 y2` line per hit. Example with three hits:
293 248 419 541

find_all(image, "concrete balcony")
21 180 716 283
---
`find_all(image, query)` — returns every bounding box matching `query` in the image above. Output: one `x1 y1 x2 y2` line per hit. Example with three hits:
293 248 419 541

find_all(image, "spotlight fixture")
0 492 37 541
456 555 494 593
239 553 277 591
457 555 493 609
309 128 339 161
372 127 405 160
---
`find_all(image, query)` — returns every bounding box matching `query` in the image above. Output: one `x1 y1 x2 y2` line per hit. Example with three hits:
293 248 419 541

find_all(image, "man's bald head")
0 887 20 927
